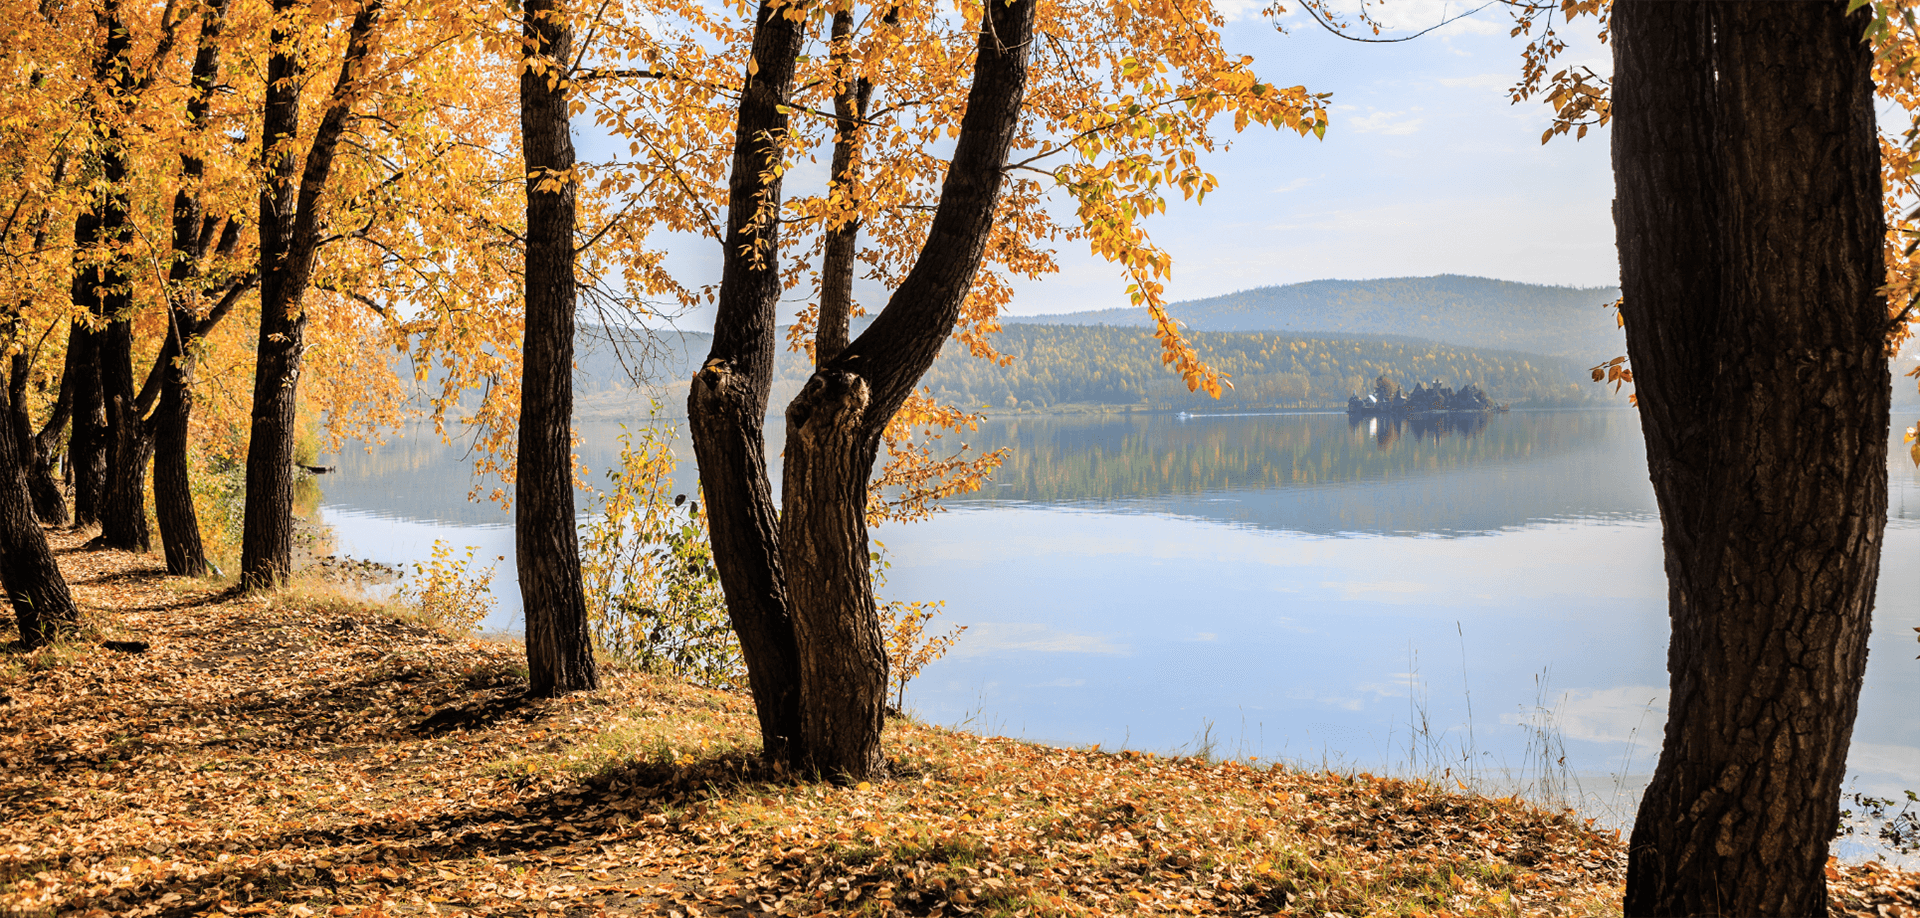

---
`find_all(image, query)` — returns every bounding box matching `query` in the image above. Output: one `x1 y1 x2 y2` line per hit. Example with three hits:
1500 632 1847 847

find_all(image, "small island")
1348 373 1500 416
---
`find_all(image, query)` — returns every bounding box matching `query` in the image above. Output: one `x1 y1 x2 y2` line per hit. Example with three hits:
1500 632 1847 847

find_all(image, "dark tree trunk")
688 0 812 766
25 363 72 526
780 0 1033 781
815 7 874 369
0 375 79 647
67 248 107 531
517 0 598 697
240 0 382 590
79 0 151 554
1612 4 1885 915
153 0 234 578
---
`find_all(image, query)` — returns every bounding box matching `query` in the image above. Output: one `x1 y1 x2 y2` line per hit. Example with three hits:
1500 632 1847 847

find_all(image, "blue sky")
999 1 1619 317
608 1 1621 328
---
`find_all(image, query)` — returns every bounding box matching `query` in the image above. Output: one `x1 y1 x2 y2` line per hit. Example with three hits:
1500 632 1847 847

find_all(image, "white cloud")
1500 685 1666 744
953 622 1130 656
1437 73 1513 92
1321 579 1432 599
1344 108 1425 135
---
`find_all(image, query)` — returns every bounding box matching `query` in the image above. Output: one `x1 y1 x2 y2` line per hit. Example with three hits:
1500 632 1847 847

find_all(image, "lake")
316 407 1920 849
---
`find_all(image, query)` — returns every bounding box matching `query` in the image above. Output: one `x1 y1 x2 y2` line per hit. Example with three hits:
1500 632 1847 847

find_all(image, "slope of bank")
10 535 1909 917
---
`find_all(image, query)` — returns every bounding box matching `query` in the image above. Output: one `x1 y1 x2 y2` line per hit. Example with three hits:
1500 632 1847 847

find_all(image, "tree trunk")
152 0 234 578
1612 4 1884 915
26 363 72 526
780 0 1033 781
81 0 150 554
688 0 812 766
239 0 382 590
517 0 598 697
67 249 107 532
815 7 874 369
11 351 68 526
0 376 79 647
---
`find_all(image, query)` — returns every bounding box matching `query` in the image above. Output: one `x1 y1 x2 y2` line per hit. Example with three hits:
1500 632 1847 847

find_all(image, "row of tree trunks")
516 0 599 697
1612 2 1886 915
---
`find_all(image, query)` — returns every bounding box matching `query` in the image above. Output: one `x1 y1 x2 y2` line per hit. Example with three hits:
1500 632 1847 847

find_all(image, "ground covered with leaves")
3 534 1916 917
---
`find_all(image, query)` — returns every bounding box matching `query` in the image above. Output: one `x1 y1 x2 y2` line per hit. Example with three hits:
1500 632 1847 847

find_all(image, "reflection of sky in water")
318 411 1920 857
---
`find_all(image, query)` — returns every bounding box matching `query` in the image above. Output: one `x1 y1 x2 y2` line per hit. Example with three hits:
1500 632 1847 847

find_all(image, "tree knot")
786 369 869 440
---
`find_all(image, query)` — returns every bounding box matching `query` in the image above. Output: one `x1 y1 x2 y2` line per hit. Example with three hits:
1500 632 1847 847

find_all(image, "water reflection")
952 410 1657 535
314 408 1919 850
1353 410 1491 450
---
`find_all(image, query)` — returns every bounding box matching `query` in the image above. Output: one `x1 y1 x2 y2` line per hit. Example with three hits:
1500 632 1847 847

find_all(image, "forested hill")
1002 275 1625 360
566 323 1607 415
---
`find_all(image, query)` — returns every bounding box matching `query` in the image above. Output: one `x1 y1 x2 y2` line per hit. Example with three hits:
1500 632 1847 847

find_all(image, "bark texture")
240 0 381 590
153 0 235 578
0 375 79 647
780 0 1034 780
79 0 151 553
517 0 599 697
688 0 812 766
1612 4 1885 915
815 6 874 369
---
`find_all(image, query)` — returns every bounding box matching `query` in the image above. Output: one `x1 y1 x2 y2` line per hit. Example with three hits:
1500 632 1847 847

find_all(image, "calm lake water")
317 408 1920 847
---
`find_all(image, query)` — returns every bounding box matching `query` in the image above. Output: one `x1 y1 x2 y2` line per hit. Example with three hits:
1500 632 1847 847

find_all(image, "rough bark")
25 363 71 526
517 0 599 697
79 0 151 553
1612 4 1885 915
0 375 79 647
815 7 874 369
152 0 234 578
240 0 382 590
688 0 812 766
67 238 107 532
781 0 1034 781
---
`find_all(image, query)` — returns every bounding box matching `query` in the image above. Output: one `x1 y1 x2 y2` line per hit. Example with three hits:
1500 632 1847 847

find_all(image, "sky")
1016 0 1622 313
601 1 1621 329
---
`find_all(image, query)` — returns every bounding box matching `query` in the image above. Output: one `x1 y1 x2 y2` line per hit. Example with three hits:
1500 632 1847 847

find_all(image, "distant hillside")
912 325 1600 412
562 323 1606 417
1004 275 1625 360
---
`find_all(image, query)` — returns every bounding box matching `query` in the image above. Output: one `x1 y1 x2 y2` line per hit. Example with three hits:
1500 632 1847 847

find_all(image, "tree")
240 0 385 590
517 0 599 696
561 0 1321 777
1610 3 1884 914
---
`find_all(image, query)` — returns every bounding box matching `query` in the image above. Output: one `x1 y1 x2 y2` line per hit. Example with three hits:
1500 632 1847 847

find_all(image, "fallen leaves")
3 531 1915 917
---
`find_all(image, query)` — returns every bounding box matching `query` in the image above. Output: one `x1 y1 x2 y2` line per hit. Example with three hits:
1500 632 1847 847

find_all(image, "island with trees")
1346 374 1498 417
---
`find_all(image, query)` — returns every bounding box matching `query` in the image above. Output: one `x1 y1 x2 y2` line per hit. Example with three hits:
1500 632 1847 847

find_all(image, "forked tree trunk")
1612 3 1884 915
517 0 598 697
240 0 382 590
780 0 1033 780
688 0 812 765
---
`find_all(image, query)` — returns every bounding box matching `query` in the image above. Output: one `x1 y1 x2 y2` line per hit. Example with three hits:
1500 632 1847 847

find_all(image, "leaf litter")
3 532 1915 917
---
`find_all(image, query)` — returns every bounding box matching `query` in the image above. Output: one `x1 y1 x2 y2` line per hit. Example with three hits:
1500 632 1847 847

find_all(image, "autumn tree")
576 0 1317 778
516 0 599 696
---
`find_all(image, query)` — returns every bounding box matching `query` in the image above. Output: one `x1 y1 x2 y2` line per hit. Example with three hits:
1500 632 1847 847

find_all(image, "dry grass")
0 532 1911 918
